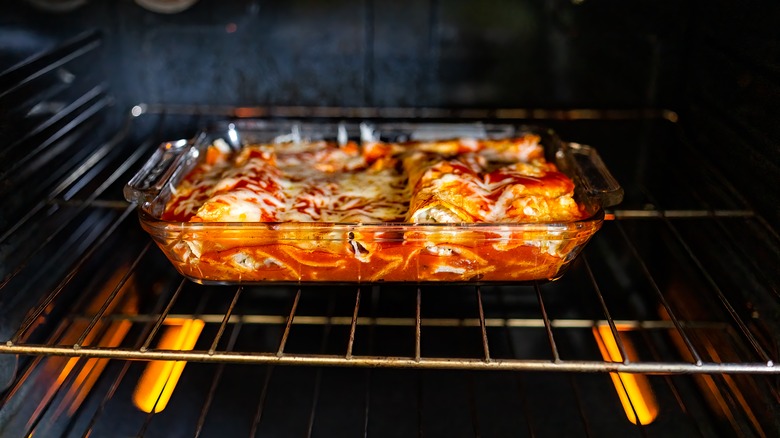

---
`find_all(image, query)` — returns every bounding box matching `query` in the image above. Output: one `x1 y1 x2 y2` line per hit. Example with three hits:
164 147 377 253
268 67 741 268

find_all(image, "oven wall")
681 1 780 225
2 0 687 109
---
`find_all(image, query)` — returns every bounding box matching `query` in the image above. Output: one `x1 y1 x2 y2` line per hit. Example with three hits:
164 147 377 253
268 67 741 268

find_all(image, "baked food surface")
152 135 596 283
162 135 585 224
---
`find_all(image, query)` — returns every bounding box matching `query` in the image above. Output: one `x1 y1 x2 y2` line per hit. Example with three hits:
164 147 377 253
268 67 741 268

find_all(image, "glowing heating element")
592 325 659 425
56 320 132 415
132 318 205 413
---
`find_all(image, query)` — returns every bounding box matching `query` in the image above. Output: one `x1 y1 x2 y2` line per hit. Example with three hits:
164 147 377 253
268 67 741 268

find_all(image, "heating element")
1 22 779 438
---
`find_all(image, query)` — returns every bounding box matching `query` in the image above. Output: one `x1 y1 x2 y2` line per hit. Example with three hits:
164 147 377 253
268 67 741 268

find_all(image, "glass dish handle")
124 139 193 210
563 142 624 208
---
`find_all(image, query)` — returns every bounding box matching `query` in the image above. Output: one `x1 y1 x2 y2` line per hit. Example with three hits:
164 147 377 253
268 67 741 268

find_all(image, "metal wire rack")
1 275 777 374
1 104 778 377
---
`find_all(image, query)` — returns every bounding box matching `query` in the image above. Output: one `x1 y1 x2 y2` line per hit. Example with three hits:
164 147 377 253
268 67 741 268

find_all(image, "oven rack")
2 295 777 375
1 274 777 375
0 110 779 374
0 106 778 378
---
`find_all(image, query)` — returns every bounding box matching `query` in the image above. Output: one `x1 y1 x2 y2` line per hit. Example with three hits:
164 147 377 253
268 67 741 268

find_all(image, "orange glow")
659 304 765 435
132 318 204 413
234 107 267 118
592 325 659 425
29 271 138 434
56 321 132 416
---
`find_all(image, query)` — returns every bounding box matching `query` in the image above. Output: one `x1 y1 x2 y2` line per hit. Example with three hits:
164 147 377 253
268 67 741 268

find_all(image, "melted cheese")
162 136 585 226
163 141 409 223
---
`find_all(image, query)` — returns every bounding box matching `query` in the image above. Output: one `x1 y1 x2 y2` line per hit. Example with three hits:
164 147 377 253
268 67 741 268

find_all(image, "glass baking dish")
124 120 623 284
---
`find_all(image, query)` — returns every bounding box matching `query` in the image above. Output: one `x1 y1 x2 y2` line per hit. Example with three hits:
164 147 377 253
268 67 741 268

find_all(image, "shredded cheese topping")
162 135 586 224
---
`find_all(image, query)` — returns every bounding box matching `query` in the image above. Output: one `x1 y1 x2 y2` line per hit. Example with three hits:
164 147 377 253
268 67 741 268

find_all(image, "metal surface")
1 323 776 374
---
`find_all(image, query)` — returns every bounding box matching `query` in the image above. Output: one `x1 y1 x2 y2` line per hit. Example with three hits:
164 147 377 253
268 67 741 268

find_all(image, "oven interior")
1 1 778 437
